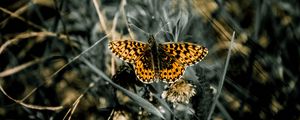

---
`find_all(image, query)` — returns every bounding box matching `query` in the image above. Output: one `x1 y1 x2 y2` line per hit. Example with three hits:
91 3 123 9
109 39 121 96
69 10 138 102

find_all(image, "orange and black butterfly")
109 35 208 83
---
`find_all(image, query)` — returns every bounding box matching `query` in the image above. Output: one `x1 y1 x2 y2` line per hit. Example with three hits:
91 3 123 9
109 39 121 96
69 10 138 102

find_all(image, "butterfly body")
109 35 208 83
146 35 159 79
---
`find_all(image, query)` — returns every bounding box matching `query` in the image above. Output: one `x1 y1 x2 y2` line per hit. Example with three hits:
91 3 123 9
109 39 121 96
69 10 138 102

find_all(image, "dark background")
0 0 299 119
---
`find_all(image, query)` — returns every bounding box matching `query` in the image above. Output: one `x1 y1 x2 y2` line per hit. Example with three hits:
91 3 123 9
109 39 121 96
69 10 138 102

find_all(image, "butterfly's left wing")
158 48 186 83
159 42 208 66
134 49 156 83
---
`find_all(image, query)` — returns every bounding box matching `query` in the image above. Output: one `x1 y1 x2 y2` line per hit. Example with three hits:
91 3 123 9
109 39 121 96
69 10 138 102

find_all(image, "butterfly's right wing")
157 48 186 83
109 40 148 63
159 42 208 66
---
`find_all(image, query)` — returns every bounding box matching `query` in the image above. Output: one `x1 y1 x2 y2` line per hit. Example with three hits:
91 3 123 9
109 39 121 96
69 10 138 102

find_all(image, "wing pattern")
159 42 208 66
158 48 186 83
134 49 156 83
109 40 147 63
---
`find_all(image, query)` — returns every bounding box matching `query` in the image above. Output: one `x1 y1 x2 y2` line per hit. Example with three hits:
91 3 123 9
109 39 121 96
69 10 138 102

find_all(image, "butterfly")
109 35 208 83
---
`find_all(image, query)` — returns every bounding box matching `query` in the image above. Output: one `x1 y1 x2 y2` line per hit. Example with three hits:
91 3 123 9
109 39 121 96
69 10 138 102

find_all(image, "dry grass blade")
49 34 109 78
0 3 28 25
0 31 74 55
216 100 233 120
92 0 108 34
0 82 63 111
0 56 64 111
63 83 95 120
0 58 40 77
207 31 235 120
0 7 45 31
152 94 174 115
0 34 108 112
82 57 165 119
62 95 83 120
120 0 136 39
192 0 232 41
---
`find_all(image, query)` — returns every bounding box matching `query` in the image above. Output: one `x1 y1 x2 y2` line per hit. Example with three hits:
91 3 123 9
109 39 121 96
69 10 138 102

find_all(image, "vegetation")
0 0 299 119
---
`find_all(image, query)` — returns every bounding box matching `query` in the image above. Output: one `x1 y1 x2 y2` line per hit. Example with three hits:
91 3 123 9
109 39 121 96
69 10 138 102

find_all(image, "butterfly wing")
158 48 186 83
109 40 148 63
159 42 208 66
134 49 156 83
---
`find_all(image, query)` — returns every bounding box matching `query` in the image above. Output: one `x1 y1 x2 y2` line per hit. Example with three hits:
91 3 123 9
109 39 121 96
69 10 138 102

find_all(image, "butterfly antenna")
154 20 170 38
